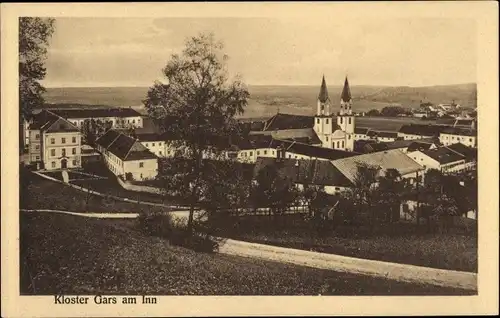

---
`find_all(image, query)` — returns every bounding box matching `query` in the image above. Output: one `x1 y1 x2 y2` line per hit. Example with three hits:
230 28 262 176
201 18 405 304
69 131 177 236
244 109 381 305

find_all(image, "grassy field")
21 172 173 213
224 216 477 273
20 212 473 295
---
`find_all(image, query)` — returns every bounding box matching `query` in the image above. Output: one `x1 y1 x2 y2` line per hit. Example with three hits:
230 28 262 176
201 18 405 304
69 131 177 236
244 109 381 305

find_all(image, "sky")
42 17 477 88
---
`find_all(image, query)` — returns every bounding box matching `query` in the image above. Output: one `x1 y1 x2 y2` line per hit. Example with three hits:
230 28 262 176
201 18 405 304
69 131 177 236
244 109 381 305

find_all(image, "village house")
397 124 449 140
371 131 399 143
50 107 144 130
439 127 477 148
353 127 371 141
95 129 158 181
26 110 82 170
407 146 468 174
331 149 425 184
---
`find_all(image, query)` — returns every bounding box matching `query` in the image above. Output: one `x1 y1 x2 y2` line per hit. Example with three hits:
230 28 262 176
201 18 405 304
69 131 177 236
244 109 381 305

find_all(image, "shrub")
136 212 174 238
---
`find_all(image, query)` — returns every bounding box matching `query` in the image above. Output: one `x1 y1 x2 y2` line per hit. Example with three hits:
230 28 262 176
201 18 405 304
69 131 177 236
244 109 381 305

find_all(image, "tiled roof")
445 143 477 161
332 149 424 183
421 147 465 164
51 107 142 119
263 113 315 131
254 157 353 187
96 129 157 161
441 127 477 136
385 137 437 150
407 140 437 152
270 128 322 145
364 143 390 153
29 110 79 133
279 140 360 160
354 127 369 135
399 124 450 136
376 131 398 138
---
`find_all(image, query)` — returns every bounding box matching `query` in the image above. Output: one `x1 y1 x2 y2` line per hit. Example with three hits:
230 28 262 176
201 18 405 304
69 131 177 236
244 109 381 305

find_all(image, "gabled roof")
421 146 465 164
279 140 360 160
376 131 398 138
441 127 477 137
340 76 352 102
445 143 477 161
29 110 79 133
332 149 424 183
364 143 390 153
385 137 437 150
254 157 353 187
407 140 437 152
270 128 322 145
318 75 329 103
51 107 142 119
399 124 450 136
263 113 315 131
354 127 370 135
96 129 157 161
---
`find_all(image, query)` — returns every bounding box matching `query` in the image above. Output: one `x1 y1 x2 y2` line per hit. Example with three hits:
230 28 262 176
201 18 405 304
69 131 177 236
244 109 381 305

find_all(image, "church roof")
263 113 314 131
341 76 352 102
318 75 329 102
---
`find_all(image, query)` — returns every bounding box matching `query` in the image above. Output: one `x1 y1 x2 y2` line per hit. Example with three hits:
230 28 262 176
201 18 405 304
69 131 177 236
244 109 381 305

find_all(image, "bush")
137 212 220 253
136 212 175 238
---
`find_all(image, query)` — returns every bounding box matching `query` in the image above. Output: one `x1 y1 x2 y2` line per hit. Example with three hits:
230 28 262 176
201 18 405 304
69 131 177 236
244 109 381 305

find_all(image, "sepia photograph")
2 2 498 317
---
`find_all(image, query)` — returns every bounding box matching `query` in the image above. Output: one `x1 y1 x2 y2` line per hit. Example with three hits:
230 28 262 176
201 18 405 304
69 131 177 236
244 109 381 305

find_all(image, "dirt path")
21 209 477 292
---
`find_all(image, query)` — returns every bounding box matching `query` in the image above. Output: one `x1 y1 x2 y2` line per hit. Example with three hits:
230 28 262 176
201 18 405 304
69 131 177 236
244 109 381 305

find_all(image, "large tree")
143 33 249 233
19 18 55 119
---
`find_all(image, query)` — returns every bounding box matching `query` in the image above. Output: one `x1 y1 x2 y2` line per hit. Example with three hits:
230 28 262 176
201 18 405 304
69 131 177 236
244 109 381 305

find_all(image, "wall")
407 151 440 171
116 175 165 195
141 140 165 157
439 133 477 148
123 158 158 180
42 131 82 170
28 130 42 163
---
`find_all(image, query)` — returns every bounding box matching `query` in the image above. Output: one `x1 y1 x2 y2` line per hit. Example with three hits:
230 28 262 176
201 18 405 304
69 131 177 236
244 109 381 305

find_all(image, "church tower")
337 76 355 151
313 76 335 148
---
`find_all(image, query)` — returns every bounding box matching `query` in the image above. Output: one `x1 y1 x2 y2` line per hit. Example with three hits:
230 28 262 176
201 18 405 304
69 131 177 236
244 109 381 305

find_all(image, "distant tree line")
365 106 412 117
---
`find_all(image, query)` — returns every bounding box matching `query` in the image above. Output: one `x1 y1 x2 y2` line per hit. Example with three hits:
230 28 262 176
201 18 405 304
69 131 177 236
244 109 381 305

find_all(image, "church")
313 75 355 152
232 76 359 163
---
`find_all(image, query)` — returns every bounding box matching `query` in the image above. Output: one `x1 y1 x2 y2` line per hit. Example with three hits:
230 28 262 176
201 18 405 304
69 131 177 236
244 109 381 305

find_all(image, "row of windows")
442 135 474 142
316 117 353 124
50 136 78 144
144 142 163 147
239 149 274 157
50 148 77 157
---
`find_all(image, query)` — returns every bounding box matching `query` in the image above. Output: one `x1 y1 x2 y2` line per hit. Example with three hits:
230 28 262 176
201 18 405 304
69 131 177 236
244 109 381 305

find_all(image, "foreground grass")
227 217 477 273
21 172 173 214
20 212 473 295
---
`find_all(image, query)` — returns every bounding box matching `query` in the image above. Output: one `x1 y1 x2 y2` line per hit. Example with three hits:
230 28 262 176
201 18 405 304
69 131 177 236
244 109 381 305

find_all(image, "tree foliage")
19 17 55 120
143 33 250 233
366 109 380 117
380 106 410 117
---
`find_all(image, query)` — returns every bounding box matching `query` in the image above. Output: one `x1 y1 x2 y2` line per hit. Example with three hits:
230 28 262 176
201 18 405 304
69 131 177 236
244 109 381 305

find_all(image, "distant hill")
43 83 477 119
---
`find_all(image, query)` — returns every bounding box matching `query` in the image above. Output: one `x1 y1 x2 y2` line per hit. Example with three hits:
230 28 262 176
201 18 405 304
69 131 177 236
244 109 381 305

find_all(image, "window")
336 141 340 148
294 155 297 159
326 136 329 142
145 143 148 147
159 142 162 146
72 148 76 155
288 154 291 158
72 137 76 143
342 141 345 148
72 160 77 166
62 138 66 144
35 156 40 160
250 151 253 156
35 145 39 150
152 143 155 147
51 162 55 168
264 150 267 155
50 138 55 144
257 151 260 155
348 135 351 139
469 138 473 142
335 187 340 191
316 118 320 124
133 120 136 124
51 149 56 156
326 118 329 124
272 150 275 155
349 117 352 124
35 134 40 139
139 162 144 168
62 149 66 156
